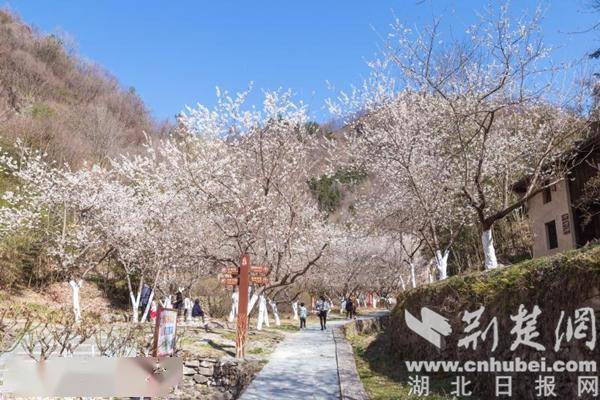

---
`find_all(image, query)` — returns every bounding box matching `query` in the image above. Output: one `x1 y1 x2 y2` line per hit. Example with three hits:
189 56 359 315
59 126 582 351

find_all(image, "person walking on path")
299 302 307 329
184 296 193 322
345 298 354 319
315 296 330 330
174 289 184 321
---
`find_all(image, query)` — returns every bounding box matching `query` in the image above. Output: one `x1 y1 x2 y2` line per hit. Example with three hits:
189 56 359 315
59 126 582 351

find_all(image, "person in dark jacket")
174 289 184 319
192 299 205 323
315 296 330 330
345 298 354 319
140 284 152 322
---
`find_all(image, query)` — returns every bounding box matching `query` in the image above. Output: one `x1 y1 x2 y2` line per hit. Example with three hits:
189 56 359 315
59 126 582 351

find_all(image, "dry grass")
0 281 113 315
0 8 169 167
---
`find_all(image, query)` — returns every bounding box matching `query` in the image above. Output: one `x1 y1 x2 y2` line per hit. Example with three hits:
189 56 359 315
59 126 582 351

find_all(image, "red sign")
250 276 269 285
221 266 239 275
220 277 238 286
152 307 178 357
250 266 269 275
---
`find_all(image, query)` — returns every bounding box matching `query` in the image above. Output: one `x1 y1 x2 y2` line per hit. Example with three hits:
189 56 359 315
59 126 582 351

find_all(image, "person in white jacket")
184 297 193 322
315 296 331 330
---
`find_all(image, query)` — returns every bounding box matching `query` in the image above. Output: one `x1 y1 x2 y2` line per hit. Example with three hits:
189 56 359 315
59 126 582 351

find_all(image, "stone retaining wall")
179 356 261 399
342 314 389 337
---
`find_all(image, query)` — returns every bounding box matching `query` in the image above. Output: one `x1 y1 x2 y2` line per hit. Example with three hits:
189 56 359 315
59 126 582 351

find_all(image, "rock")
210 392 233 400
199 366 214 375
193 374 209 384
183 366 197 376
200 360 215 367
185 359 200 368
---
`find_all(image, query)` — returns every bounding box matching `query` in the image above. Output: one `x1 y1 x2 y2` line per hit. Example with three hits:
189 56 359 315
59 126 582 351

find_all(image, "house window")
542 187 552 204
546 220 558 250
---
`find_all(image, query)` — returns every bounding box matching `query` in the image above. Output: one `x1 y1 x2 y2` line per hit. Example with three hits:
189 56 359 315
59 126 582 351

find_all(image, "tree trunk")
482 229 498 269
263 297 270 328
435 250 450 280
139 268 161 323
248 289 259 315
247 291 259 316
130 293 140 323
257 295 267 330
127 275 143 324
186 299 193 322
140 290 155 322
399 275 406 291
291 301 299 320
269 300 280 326
228 291 239 322
69 279 83 322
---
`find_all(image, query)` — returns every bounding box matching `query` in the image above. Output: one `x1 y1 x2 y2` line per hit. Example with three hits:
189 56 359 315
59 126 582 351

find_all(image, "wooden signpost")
235 255 250 358
219 255 270 359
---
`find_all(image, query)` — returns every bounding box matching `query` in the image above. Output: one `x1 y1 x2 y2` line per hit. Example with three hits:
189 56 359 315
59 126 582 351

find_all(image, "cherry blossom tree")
104 144 219 322
0 145 113 321
178 89 334 325
318 231 412 303
330 3 588 271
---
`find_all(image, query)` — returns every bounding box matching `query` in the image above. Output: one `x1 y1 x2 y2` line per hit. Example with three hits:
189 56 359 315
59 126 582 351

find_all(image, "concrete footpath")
240 317 369 400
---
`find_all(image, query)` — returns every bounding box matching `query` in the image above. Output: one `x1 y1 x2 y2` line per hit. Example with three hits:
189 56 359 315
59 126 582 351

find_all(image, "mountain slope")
0 9 164 166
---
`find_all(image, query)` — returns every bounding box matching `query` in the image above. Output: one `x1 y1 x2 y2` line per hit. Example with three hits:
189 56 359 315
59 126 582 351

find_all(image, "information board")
153 307 178 357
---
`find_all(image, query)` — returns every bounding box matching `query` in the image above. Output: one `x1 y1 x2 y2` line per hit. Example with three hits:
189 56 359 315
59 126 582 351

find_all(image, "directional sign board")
219 264 269 288
220 277 238 286
250 276 269 285
250 266 269 275
221 266 239 275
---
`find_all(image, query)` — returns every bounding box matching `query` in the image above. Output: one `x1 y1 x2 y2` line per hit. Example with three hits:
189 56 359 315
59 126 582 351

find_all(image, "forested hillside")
0 9 164 166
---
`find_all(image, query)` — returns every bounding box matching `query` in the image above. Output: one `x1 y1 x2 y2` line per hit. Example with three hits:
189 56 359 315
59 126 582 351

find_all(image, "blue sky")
4 1 598 122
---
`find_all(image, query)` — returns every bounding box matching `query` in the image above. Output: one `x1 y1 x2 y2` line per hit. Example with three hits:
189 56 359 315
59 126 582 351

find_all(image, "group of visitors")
297 295 333 331
137 285 205 324
172 288 205 323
